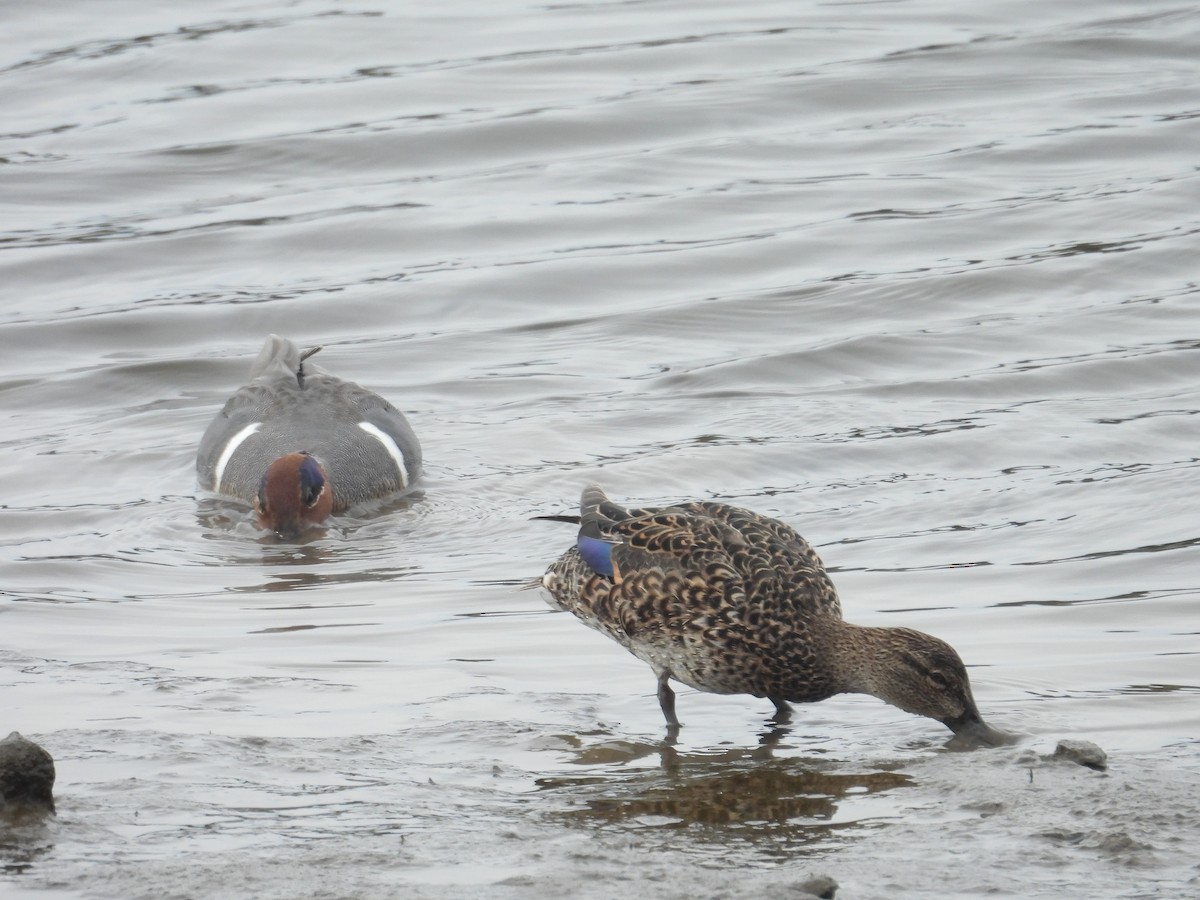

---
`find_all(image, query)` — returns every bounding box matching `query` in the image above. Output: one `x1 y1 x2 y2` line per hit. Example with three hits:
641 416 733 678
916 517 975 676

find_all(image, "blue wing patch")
578 534 620 580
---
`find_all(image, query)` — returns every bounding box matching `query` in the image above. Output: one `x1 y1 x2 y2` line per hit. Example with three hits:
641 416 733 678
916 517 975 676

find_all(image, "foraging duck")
197 335 421 538
541 485 1005 746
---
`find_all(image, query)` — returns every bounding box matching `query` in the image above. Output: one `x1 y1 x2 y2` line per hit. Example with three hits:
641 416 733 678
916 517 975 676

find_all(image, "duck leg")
656 670 680 727
769 695 793 723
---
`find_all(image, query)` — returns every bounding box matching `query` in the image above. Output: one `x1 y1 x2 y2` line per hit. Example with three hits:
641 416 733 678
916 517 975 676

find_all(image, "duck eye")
301 482 322 507
927 672 950 689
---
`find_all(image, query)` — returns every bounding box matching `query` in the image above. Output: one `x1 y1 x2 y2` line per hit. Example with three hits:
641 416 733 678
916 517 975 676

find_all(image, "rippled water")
3 0 1198 897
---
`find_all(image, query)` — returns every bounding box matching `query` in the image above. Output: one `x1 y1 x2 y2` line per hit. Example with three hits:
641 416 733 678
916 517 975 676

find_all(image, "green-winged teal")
197 335 421 538
541 485 1005 745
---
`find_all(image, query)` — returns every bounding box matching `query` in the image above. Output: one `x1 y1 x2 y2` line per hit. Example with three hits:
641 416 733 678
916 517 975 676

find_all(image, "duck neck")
822 621 899 700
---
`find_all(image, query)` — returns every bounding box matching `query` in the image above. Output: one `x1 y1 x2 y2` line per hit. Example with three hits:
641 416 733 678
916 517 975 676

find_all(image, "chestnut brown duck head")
253 451 333 540
541 484 1008 747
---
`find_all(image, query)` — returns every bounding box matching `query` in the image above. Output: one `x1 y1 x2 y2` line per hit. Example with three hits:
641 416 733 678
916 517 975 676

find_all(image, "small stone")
792 874 838 898
0 731 56 815
1052 739 1108 771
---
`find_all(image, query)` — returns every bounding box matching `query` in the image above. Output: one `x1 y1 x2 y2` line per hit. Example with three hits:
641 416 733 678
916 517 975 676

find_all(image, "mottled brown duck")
541 485 1006 746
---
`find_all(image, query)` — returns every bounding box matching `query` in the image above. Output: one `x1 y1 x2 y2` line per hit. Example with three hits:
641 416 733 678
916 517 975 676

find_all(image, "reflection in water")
537 733 911 847
0 818 55 874
543 756 910 841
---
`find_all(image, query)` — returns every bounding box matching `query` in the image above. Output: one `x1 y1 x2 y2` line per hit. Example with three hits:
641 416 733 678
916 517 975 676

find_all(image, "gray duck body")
197 334 422 512
542 485 1003 744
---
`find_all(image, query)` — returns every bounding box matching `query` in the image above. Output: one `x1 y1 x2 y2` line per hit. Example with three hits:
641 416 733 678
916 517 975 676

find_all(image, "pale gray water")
2 0 1198 897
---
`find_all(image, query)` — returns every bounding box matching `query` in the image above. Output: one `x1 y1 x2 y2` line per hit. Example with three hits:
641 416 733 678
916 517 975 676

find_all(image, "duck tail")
580 483 632 528
249 334 302 379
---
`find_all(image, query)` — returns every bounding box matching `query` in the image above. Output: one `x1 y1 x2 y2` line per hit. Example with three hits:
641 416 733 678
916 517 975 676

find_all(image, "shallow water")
2 0 1198 897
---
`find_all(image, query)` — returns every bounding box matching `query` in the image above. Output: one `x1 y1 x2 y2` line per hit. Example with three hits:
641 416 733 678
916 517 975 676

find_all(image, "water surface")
2 1 1198 897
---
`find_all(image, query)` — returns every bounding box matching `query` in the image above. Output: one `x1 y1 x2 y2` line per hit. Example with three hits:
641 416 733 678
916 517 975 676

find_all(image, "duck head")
867 627 1010 748
254 452 332 539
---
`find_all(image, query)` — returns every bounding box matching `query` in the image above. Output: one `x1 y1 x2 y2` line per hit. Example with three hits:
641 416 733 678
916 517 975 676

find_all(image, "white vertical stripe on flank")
212 423 261 490
357 422 410 488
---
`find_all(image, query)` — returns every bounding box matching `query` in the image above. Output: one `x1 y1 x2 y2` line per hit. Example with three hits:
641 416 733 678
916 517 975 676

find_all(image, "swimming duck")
541 485 1005 746
197 334 421 538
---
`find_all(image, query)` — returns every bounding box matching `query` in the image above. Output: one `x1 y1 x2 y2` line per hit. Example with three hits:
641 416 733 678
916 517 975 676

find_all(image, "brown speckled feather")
542 485 844 706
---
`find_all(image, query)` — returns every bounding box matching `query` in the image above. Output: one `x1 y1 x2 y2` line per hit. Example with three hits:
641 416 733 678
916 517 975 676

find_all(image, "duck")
197 334 421 538
541 485 1006 746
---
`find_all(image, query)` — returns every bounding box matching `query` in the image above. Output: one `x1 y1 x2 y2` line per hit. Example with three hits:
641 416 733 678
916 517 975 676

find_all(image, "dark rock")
1051 739 1107 771
0 731 56 815
792 874 838 898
